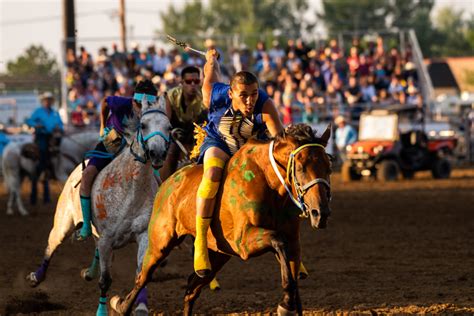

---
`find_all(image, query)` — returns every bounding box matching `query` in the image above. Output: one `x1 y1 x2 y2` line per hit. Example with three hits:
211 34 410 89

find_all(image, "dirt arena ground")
0 168 473 315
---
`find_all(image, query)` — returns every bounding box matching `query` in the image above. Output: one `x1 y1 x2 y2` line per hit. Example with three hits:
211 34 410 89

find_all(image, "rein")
269 140 331 217
130 108 170 164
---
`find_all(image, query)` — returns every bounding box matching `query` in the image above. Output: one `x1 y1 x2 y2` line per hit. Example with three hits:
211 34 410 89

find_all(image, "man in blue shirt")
26 92 64 204
335 115 357 162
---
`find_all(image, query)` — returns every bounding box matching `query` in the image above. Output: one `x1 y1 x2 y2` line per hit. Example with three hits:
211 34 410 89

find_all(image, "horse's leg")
183 251 231 316
6 188 15 215
26 206 75 287
80 248 100 281
30 174 38 205
271 235 298 316
134 232 149 316
96 238 113 316
15 177 29 216
288 243 303 316
110 235 182 315
42 179 51 204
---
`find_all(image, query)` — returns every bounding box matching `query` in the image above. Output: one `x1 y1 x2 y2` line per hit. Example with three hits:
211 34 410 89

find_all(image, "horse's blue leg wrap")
96 296 107 316
87 248 100 279
136 286 148 306
78 195 92 239
34 259 49 282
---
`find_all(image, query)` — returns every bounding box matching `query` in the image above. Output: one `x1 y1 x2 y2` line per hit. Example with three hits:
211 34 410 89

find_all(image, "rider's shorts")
197 136 232 164
87 142 113 171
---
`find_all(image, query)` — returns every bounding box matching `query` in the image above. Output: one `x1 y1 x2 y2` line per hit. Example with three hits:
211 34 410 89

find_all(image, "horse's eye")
141 123 146 130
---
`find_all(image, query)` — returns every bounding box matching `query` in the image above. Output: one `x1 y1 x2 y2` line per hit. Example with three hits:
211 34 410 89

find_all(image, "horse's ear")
141 96 151 111
320 124 331 147
156 95 166 113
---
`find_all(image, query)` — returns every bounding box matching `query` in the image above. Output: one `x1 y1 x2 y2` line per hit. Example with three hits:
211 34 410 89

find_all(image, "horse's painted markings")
230 179 237 189
173 173 183 182
229 196 237 207
125 165 140 182
102 172 122 190
243 170 255 182
247 146 257 154
229 157 240 171
95 194 107 220
149 181 175 235
239 160 247 171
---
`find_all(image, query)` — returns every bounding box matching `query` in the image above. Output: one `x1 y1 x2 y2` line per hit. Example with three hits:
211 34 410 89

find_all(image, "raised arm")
202 49 221 109
99 97 110 137
262 98 284 137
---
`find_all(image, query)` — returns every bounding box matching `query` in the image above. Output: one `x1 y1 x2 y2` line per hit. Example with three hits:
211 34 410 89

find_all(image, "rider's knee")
197 177 220 199
198 156 226 199
81 166 98 187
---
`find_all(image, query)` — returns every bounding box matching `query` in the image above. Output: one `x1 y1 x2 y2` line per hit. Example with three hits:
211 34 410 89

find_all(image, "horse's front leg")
271 235 298 316
288 241 303 316
134 232 149 316
97 239 113 316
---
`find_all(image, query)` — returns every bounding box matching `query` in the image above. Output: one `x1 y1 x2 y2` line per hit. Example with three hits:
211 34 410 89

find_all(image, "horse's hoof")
134 303 148 316
277 304 297 316
81 268 94 281
110 296 123 314
26 272 39 287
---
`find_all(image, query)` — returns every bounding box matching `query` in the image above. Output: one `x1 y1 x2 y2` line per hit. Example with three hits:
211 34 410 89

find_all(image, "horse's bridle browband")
269 140 331 217
130 108 170 164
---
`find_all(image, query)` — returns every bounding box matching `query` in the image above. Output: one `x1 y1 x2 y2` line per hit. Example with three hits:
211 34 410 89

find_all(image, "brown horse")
111 124 332 315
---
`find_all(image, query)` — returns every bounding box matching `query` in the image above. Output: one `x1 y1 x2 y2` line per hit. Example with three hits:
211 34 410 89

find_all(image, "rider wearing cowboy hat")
26 92 64 204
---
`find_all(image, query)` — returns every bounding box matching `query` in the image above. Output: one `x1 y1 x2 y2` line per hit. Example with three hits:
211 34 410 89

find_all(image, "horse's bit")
269 141 331 217
131 108 170 164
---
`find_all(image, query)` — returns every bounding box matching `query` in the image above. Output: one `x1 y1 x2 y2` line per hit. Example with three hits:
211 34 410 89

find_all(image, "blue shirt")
335 125 357 150
0 132 9 156
26 107 64 134
205 82 268 141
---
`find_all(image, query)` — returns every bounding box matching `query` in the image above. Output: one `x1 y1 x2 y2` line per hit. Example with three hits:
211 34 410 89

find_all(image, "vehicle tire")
431 158 451 179
377 160 399 181
341 161 361 182
401 169 415 179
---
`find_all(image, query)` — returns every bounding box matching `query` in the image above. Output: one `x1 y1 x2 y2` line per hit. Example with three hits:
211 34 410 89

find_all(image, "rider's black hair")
181 66 200 78
134 79 158 96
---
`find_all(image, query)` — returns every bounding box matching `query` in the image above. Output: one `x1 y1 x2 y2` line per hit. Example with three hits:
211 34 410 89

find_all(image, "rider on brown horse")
193 48 284 277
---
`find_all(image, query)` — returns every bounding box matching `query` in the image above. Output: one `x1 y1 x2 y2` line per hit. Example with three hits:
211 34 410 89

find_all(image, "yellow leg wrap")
194 216 212 275
204 157 225 172
299 262 309 280
197 178 220 199
209 277 221 291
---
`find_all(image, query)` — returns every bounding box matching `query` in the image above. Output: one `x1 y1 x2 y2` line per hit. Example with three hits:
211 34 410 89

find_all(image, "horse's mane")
122 115 140 146
274 123 326 146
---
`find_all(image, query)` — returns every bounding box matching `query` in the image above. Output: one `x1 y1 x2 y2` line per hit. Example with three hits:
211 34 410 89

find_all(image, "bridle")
130 108 170 164
269 141 331 217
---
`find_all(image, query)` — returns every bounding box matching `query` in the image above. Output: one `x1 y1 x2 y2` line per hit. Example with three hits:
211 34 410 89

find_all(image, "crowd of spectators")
64 36 422 128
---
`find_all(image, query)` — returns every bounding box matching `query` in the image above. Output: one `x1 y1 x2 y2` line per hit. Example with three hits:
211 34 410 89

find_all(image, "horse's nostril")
149 149 157 158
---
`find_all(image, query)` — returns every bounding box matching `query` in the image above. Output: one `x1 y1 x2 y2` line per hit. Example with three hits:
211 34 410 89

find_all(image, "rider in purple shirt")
76 80 159 241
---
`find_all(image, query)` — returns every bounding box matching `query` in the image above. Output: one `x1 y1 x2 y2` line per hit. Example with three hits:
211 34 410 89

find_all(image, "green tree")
431 7 474 56
159 0 313 49
319 0 390 35
7 45 59 78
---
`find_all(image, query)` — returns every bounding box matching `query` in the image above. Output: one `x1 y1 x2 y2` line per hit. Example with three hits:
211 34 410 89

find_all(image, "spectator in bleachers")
335 115 357 162
65 34 423 131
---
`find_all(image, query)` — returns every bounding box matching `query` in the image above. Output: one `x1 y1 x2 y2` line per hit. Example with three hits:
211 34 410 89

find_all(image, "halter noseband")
130 108 170 164
269 141 331 217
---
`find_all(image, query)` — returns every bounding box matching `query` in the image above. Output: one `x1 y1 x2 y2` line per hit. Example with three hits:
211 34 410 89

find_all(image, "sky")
0 0 473 73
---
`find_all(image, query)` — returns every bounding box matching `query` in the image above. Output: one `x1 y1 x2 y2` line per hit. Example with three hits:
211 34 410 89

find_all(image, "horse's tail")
189 122 207 161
